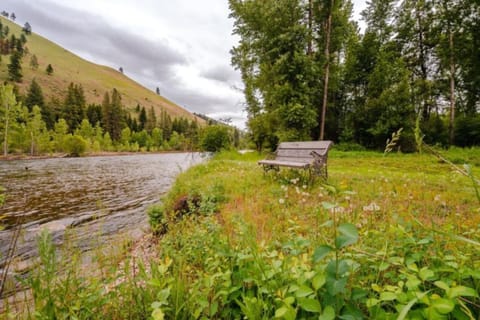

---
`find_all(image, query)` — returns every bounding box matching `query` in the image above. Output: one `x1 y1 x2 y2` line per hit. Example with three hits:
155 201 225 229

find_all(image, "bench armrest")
310 151 327 164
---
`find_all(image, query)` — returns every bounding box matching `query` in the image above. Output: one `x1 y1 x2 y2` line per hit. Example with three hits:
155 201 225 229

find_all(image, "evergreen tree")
86 104 102 127
22 22 32 35
25 78 45 112
8 50 23 82
145 106 157 133
110 88 124 141
46 64 54 75
30 54 39 70
63 83 85 132
102 89 125 141
138 106 147 131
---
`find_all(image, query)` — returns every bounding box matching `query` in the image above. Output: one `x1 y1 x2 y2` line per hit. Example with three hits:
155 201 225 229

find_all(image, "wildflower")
330 206 345 214
302 184 307 189
279 198 285 204
434 194 441 202
363 202 380 212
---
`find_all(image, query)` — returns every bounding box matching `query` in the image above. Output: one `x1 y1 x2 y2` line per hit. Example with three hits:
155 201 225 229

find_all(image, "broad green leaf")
295 285 314 298
326 277 347 295
313 245 333 263
432 298 455 314
366 298 380 307
319 306 335 320
284 296 295 305
380 292 397 301
297 297 321 313
397 291 428 320
274 306 296 320
275 306 288 318
434 281 450 291
312 273 326 291
326 259 349 276
335 223 359 249
419 267 435 281
448 286 479 299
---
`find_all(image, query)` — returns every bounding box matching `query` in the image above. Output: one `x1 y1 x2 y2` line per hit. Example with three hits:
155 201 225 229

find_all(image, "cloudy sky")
2 0 366 129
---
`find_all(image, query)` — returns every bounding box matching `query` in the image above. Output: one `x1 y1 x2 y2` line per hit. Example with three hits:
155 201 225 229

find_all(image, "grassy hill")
0 17 203 122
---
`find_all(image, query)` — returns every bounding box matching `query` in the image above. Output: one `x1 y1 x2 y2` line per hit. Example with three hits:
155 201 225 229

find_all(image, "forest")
229 0 480 151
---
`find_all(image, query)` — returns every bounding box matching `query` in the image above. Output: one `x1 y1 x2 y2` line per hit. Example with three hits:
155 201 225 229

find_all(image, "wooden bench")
258 141 333 179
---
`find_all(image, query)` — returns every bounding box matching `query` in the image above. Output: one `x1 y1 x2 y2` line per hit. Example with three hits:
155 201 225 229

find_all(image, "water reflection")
0 153 205 266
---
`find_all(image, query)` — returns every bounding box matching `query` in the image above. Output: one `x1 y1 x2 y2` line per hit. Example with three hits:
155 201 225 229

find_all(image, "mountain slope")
0 17 203 122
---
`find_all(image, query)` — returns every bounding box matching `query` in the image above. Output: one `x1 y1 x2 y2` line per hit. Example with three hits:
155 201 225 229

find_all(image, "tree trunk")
448 31 455 146
3 115 8 157
307 0 313 56
30 131 34 156
320 0 333 140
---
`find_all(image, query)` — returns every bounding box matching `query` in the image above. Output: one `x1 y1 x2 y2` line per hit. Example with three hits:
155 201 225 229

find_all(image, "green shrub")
64 134 87 156
148 204 168 235
200 125 231 152
454 115 480 147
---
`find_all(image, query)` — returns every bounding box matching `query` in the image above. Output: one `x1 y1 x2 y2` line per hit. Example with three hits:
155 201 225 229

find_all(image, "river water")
0 153 205 269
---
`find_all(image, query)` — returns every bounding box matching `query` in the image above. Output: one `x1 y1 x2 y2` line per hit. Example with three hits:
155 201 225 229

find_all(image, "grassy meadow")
2 148 480 319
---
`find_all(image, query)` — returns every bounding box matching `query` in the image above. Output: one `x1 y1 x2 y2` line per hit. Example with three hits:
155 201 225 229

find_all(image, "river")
0 153 205 270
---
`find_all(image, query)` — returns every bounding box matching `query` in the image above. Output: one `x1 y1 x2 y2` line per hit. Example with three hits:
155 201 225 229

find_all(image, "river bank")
0 150 199 161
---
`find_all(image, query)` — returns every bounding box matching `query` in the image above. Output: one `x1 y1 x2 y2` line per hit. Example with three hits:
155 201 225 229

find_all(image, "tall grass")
2 149 479 319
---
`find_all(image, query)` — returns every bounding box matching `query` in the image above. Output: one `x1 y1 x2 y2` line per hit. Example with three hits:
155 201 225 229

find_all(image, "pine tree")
138 106 147 130
63 83 85 132
22 22 32 35
145 106 157 133
8 50 23 82
46 64 54 75
30 54 39 70
25 78 44 112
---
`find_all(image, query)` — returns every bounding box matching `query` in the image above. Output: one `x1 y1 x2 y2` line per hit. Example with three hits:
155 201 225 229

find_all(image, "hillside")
0 17 203 122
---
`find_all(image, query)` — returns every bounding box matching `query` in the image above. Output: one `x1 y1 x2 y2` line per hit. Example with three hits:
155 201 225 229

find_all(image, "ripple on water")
0 152 206 267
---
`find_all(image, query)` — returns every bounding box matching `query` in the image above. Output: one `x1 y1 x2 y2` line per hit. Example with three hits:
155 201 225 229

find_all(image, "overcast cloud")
2 0 366 129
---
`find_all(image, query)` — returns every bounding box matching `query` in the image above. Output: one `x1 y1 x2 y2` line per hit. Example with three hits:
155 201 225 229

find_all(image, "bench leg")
262 164 279 174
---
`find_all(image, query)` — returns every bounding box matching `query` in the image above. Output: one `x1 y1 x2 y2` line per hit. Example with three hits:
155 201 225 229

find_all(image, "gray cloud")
201 64 240 84
3 0 187 82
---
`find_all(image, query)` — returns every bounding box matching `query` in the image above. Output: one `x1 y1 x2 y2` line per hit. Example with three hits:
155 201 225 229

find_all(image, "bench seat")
258 159 311 169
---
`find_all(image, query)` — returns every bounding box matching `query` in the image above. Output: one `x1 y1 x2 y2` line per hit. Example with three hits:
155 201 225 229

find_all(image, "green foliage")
200 125 231 152
64 134 87 156
45 63 53 75
454 115 480 147
7 50 22 82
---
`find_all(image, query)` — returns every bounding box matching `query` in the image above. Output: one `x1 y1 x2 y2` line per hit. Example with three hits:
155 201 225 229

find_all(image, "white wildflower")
363 202 380 212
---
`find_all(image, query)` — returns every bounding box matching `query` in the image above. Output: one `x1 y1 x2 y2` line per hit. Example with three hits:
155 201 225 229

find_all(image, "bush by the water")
200 125 231 152
64 135 87 156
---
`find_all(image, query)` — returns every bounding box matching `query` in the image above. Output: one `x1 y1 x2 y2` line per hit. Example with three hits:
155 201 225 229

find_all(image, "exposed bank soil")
0 150 196 161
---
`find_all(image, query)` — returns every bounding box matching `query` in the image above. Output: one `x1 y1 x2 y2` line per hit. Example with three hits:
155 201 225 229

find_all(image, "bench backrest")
275 141 333 163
